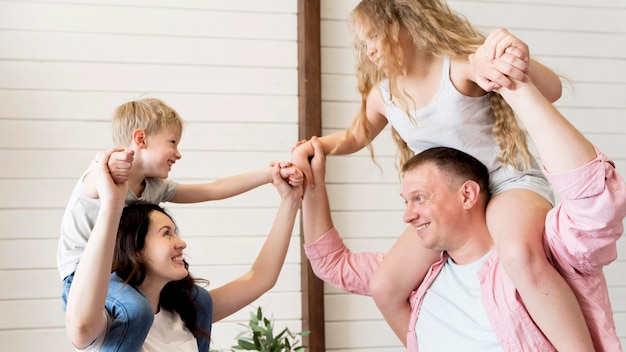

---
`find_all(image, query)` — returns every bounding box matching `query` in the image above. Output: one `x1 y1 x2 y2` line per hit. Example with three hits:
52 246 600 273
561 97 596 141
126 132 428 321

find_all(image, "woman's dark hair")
113 201 209 339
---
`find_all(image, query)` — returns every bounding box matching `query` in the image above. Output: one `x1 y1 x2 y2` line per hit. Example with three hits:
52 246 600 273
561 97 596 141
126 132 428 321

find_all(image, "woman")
65 148 302 351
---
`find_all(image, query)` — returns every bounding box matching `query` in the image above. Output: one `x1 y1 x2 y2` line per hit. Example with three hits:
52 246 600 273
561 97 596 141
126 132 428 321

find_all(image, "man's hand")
469 28 531 91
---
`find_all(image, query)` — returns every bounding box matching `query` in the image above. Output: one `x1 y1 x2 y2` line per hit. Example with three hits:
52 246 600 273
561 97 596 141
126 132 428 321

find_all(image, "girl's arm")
209 163 302 322
170 163 303 203
66 149 128 349
291 86 388 187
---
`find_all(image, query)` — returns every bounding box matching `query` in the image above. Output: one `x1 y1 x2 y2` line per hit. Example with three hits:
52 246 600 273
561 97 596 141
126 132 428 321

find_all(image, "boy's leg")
191 285 213 351
61 273 74 311
101 273 154 352
488 189 594 352
369 225 440 346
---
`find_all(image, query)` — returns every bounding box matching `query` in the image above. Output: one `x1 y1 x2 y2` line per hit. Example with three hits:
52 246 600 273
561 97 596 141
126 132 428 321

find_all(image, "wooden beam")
297 0 325 351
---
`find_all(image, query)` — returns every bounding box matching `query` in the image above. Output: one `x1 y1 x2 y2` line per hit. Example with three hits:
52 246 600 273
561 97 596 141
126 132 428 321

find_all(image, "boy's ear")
132 129 147 148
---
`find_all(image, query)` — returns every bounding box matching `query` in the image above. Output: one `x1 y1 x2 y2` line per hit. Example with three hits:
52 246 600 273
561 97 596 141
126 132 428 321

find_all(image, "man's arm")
301 137 384 295
496 80 594 172
476 45 626 271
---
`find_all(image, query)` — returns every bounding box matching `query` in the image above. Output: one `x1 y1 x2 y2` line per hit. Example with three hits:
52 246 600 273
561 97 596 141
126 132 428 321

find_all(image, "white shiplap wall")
321 0 626 351
0 1 301 351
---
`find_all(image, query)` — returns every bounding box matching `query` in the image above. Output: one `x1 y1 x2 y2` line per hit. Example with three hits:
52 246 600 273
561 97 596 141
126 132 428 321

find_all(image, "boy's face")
141 128 182 179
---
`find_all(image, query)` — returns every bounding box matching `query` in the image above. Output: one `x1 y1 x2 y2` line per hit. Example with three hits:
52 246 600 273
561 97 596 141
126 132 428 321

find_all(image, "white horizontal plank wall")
0 0 301 351
321 0 626 350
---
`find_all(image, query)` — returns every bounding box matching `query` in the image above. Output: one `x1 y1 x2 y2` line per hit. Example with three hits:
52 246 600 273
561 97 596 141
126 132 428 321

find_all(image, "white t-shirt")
77 308 198 352
415 252 504 352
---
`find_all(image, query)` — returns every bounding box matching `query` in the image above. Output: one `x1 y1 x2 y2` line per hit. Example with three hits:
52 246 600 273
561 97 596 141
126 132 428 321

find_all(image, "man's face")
400 163 464 251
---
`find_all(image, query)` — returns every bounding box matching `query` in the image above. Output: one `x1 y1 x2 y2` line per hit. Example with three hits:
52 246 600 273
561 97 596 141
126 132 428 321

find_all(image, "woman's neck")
138 281 165 314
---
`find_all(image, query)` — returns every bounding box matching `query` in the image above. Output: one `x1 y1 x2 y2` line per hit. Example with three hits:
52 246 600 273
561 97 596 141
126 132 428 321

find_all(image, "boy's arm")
170 163 300 203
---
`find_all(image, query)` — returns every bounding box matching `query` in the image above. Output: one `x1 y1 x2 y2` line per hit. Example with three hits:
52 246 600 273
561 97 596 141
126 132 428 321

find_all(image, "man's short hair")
402 147 491 200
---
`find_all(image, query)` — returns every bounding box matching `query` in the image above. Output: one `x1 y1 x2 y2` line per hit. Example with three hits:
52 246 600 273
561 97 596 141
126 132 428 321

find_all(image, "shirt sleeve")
544 147 626 274
303 228 385 296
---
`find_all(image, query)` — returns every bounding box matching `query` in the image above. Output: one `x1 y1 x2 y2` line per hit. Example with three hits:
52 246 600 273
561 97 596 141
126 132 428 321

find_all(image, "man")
301 60 626 351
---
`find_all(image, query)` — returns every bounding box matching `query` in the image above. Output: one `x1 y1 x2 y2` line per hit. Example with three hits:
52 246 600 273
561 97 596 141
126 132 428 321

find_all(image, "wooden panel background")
320 0 626 350
0 0 625 351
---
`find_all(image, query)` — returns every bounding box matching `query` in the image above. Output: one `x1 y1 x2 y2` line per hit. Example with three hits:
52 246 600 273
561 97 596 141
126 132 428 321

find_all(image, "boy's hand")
94 149 128 204
277 162 304 187
107 149 134 184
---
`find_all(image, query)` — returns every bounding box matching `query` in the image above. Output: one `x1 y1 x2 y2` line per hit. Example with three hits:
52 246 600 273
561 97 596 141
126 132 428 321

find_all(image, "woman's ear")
132 129 147 149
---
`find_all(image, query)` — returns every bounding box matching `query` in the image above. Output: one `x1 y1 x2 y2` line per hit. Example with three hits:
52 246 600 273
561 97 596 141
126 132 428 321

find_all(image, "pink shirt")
304 150 625 352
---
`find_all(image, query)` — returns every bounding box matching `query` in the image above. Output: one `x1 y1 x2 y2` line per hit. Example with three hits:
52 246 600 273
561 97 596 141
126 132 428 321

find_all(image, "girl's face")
141 127 182 179
140 210 188 288
356 22 385 69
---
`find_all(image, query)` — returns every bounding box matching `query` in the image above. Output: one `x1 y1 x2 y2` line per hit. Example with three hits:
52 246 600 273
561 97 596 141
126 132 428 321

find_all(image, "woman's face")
140 210 189 287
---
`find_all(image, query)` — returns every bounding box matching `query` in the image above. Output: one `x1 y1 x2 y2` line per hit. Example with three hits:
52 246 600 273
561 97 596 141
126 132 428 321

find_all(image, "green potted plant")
230 306 310 352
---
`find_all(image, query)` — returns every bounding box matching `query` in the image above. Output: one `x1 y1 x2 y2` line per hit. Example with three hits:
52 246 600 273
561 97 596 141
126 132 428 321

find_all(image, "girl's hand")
482 28 529 62
291 139 316 188
469 29 531 92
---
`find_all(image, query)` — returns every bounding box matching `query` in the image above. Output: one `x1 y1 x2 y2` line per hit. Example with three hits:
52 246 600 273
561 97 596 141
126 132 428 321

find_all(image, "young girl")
65 149 302 351
291 0 593 350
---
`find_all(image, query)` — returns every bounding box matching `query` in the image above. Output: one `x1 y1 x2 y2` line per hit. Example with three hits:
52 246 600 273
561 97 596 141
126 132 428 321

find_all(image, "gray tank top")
379 56 500 172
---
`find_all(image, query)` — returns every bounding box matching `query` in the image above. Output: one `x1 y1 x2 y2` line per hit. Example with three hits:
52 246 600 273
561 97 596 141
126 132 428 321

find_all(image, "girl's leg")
102 273 154 352
488 189 594 352
369 225 441 346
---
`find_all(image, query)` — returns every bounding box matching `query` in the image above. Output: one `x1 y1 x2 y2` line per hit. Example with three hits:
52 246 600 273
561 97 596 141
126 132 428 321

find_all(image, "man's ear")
460 180 482 209
132 129 147 149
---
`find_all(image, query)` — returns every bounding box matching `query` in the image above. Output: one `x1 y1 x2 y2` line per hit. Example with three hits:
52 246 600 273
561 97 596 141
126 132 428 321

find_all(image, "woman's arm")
209 163 302 322
65 149 128 349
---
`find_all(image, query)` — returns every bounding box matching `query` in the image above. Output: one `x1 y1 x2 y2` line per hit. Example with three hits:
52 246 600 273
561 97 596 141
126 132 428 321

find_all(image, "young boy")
58 98 302 352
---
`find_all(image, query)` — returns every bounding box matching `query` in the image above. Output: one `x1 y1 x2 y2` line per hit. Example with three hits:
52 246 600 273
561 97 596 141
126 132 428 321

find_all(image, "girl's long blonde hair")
344 0 532 171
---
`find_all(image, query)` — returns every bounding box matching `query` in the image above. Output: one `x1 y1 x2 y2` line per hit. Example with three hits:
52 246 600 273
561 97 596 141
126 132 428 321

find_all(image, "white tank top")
379 56 500 172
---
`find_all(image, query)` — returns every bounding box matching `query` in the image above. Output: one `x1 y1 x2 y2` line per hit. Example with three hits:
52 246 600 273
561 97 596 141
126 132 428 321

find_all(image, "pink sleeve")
544 148 626 273
303 228 385 296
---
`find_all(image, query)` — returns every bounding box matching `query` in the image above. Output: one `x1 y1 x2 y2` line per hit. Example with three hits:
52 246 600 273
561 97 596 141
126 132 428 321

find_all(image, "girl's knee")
498 240 551 278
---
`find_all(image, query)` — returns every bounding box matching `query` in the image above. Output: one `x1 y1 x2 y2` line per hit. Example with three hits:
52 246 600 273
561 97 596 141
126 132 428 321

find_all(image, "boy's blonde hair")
111 98 184 147
345 0 532 171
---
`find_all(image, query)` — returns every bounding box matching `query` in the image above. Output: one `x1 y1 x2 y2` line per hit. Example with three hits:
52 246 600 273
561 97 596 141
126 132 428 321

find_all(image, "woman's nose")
175 237 187 249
